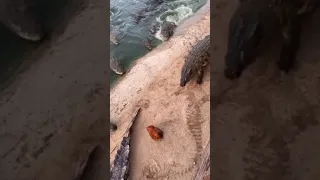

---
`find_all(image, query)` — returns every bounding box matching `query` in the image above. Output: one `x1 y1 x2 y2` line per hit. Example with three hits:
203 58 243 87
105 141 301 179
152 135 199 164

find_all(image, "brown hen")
146 125 163 140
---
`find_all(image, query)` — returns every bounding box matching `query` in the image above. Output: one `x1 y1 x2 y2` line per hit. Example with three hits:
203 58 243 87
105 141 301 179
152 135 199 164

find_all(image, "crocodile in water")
142 37 154 50
133 0 164 24
159 21 177 41
110 57 125 75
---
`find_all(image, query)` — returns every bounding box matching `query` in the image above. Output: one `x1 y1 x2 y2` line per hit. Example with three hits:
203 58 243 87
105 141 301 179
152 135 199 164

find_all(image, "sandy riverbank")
110 1 210 179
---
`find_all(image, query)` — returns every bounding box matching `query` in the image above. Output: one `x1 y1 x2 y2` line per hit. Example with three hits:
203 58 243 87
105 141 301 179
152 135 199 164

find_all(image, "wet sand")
212 0 320 179
0 0 109 179
110 1 210 180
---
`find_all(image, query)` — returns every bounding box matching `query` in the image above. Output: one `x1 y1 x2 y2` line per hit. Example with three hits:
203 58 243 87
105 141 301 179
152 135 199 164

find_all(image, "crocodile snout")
180 76 189 87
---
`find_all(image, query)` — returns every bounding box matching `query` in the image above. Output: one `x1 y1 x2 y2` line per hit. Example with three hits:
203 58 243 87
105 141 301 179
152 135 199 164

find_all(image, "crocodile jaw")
115 71 124 75
112 69 125 75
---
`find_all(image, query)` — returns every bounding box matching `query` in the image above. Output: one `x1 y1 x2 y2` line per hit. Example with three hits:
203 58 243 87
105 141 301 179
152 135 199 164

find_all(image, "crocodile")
0 0 44 41
134 11 147 24
133 0 164 24
110 57 125 75
224 0 317 80
149 22 160 35
159 21 177 41
110 33 118 45
142 37 154 50
111 28 124 45
110 108 141 180
180 35 210 87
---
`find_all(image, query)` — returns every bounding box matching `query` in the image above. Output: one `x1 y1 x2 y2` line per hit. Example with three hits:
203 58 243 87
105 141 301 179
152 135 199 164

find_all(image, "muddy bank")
0 0 109 179
110 1 210 179
212 0 320 179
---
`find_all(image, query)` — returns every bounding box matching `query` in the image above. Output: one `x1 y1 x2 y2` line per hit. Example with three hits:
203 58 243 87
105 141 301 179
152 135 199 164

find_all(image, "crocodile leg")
277 16 302 73
196 67 205 85
277 0 317 73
